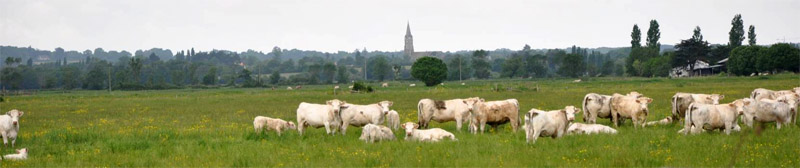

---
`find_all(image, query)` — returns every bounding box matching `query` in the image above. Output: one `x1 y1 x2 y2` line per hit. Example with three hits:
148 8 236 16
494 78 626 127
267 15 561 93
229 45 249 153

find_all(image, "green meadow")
2 74 799 167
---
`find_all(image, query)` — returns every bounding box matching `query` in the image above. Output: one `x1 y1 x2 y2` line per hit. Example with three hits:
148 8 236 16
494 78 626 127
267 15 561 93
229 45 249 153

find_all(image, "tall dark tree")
336 65 349 83
269 70 280 84
471 50 491 79
674 26 710 76
558 53 586 78
129 57 142 83
631 24 642 48
411 57 447 86
646 20 661 51
203 67 217 85
369 56 391 81
747 25 757 46
728 46 763 75
729 14 745 48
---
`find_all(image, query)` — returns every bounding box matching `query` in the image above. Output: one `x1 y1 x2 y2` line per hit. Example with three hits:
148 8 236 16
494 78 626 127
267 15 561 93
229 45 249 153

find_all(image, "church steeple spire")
404 22 414 56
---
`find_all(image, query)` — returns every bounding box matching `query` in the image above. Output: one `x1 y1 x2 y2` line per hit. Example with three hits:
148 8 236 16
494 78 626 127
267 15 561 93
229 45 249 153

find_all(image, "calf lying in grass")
3 148 27 161
359 124 395 143
567 123 617 135
401 122 456 142
253 116 296 136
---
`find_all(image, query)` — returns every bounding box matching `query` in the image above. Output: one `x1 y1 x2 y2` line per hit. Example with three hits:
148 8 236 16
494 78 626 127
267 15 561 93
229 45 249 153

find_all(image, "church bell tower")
404 22 414 57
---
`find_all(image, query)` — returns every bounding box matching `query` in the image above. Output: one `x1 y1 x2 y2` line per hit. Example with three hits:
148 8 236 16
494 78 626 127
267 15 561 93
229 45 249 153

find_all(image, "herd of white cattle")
254 87 800 143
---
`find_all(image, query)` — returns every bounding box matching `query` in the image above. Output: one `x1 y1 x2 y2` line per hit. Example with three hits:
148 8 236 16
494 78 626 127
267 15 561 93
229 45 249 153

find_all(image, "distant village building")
404 22 445 60
670 58 728 77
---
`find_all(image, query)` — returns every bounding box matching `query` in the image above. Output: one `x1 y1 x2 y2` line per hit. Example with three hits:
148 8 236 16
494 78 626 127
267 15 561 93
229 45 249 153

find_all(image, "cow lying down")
567 123 617 135
359 124 395 143
401 122 457 142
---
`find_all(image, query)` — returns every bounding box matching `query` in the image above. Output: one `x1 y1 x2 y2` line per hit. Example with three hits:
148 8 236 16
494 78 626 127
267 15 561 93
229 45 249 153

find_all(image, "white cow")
287 87 293 90
610 94 653 128
253 116 296 136
751 87 800 100
2 148 27 160
683 99 750 135
462 98 520 134
386 110 400 130
582 92 642 124
0 109 23 147
567 123 618 135
401 122 457 142
417 98 471 131
742 95 798 129
339 101 393 134
409 84 416 87
523 106 580 144
645 116 673 126
359 124 395 143
296 99 348 135
672 93 724 121
381 83 389 87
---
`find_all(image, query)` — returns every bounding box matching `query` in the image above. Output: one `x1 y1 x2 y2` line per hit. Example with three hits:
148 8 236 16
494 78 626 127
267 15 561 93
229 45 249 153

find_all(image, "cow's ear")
480 99 485 102
574 108 581 114
560 109 566 114
635 99 641 103
17 111 23 117
706 97 713 101
463 100 467 104
719 95 725 100
388 101 393 106
646 98 653 103
729 103 736 107
744 100 751 105
326 100 333 105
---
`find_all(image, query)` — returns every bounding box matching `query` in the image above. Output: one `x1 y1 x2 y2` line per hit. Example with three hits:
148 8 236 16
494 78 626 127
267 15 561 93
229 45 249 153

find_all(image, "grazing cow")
296 99 348 135
417 98 471 131
683 99 750 135
461 83 466 86
573 79 582 83
645 116 673 126
462 98 520 133
253 116 296 136
287 87 293 90
401 122 457 142
339 101 393 134
409 84 416 87
523 106 580 143
0 109 23 147
610 93 653 128
742 95 798 129
381 83 389 87
582 92 642 124
348 85 354 89
359 124 395 143
386 110 400 130
2 148 27 161
751 87 800 100
295 85 303 90
671 93 724 122
567 123 617 135
334 85 340 89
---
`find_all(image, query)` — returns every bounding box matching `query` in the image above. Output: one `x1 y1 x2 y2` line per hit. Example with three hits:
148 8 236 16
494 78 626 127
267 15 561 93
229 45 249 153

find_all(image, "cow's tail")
511 99 521 127
672 94 679 121
582 94 591 122
683 103 696 135
417 100 424 126
750 89 759 99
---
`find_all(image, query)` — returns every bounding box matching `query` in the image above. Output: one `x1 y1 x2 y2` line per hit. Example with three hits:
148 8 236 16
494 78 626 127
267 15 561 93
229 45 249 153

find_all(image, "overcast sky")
1 0 798 53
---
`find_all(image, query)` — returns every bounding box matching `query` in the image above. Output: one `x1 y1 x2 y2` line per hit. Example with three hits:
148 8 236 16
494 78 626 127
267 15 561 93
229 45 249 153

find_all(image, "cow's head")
6 109 23 127
378 101 393 115
777 93 799 114
16 148 26 154
731 99 752 116
287 122 297 130
627 91 643 98
709 94 725 104
793 87 800 94
738 98 758 126
562 106 580 121
462 97 484 112
401 122 419 137
326 99 348 114
635 97 653 113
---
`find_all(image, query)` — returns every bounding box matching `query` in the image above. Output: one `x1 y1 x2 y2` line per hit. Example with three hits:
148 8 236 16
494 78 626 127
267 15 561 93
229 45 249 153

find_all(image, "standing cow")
582 92 642 124
0 109 23 147
610 93 653 128
683 99 749 135
417 98 472 131
523 106 580 143
751 87 800 101
339 101 393 134
741 94 798 129
672 93 724 122
296 99 348 135
462 98 520 134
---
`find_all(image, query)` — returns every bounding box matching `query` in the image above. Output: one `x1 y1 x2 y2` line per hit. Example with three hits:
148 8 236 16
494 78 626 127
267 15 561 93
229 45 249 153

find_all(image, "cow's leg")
531 129 541 144
456 116 463 132
511 118 519 132
480 119 487 134
612 112 619 127
724 122 732 135
1 132 7 146
340 121 349 135
324 121 332 134
297 119 305 136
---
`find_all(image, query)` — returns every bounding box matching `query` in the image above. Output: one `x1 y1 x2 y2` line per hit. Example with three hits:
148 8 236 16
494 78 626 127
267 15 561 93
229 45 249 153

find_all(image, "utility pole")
459 55 462 81
107 64 112 92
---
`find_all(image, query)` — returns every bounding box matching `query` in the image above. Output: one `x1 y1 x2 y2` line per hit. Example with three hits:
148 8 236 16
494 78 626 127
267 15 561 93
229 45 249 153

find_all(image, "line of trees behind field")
1 44 636 91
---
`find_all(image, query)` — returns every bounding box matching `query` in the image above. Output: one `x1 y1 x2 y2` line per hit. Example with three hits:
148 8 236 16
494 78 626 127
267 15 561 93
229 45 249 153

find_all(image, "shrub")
411 57 448 86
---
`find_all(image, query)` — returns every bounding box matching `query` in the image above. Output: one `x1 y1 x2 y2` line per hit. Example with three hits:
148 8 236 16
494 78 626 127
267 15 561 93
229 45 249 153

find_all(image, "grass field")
1 74 799 167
